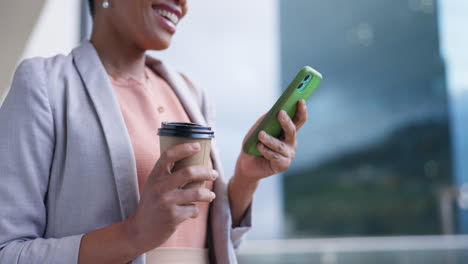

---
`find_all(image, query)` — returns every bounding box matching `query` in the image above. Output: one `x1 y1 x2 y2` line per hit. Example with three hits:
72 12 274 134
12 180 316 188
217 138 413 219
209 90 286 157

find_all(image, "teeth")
156 9 179 25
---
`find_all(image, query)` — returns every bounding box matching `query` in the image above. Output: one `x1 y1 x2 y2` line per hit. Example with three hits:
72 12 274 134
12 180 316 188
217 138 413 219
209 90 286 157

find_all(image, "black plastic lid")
158 122 215 139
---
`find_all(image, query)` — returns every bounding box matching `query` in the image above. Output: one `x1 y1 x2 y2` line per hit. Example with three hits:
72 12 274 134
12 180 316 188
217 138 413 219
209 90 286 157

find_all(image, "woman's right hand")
125 142 218 252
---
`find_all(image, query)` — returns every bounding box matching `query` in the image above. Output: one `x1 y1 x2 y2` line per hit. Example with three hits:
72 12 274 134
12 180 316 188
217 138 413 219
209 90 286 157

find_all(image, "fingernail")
211 192 216 199
192 143 200 151
257 143 263 150
212 170 219 180
281 111 288 120
259 131 265 139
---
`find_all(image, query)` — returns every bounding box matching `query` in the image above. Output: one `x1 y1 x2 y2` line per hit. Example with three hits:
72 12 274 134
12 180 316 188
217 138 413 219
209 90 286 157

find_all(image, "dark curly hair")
88 0 94 16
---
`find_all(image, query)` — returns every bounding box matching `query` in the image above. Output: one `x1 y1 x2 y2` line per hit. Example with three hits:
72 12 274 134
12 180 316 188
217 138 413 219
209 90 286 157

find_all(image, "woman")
0 0 308 263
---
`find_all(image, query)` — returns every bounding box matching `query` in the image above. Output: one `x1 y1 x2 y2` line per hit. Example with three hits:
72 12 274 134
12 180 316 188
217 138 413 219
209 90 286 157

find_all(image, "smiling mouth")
154 9 179 25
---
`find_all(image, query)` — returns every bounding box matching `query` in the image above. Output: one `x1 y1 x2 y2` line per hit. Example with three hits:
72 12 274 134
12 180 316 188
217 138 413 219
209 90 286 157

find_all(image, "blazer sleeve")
0 59 83 264
180 73 252 250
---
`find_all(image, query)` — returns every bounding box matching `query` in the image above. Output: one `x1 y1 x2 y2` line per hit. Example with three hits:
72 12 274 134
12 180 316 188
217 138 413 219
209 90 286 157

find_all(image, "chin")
155 40 172 50
141 32 173 51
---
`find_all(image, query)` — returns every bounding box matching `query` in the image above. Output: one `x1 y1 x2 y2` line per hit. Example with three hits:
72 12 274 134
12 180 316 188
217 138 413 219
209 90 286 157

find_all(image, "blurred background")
1 0 468 263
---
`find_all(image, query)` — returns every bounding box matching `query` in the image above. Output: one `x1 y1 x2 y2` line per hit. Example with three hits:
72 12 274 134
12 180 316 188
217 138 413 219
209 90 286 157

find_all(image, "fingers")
173 187 216 205
257 142 283 161
158 143 201 172
258 130 293 158
257 143 291 172
169 165 218 190
293 100 308 130
278 110 297 146
177 204 200 220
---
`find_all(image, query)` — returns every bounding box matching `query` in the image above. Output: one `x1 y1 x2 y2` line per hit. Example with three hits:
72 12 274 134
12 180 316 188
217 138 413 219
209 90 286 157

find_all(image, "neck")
90 21 147 80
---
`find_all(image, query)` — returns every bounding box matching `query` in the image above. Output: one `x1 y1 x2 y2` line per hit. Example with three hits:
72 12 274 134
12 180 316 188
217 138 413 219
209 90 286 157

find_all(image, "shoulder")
12 53 74 92
6 53 75 108
12 58 47 89
15 53 74 82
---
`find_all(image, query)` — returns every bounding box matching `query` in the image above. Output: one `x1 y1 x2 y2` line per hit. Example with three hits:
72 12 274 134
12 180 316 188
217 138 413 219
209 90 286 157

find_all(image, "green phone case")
243 66 323 156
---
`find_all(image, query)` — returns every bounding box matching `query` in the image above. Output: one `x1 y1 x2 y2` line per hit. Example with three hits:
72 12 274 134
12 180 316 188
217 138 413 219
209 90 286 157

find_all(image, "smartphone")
243 66 323 156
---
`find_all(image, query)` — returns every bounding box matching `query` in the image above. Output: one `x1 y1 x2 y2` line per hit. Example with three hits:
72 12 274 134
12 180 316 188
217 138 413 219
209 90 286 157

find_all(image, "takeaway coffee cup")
158 122 215 189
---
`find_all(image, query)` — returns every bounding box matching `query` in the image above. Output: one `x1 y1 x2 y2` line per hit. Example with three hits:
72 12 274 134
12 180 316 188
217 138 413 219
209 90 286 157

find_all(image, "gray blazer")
0 41 251 264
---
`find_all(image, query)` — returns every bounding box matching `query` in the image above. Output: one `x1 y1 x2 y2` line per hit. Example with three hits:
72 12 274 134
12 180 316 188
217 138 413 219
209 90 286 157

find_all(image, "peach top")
110 67 212 248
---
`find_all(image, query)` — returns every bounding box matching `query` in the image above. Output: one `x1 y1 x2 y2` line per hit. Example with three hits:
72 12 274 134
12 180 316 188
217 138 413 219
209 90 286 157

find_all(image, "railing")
237 235 468 264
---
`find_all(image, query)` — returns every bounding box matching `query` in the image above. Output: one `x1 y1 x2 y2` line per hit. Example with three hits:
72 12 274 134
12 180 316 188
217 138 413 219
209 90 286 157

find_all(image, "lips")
155 9 179 25
152 3 182 27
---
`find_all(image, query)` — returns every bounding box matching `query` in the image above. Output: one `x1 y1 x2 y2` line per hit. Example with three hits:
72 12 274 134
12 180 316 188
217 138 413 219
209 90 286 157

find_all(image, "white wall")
22 0 81 60
0 0 80 103
0 0 45 103
151 1 283 239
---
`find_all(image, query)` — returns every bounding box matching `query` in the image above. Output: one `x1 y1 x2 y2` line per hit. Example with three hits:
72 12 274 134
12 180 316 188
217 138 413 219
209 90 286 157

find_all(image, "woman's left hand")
234 100 308 181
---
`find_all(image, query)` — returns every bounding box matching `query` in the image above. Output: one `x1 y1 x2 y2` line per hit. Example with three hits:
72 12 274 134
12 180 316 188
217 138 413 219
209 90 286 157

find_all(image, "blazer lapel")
147 58 227 177
146 57 208 127
71 42 222 229
147 58 235 263
72 44 232 262
72 41 139 219
146 56 227 181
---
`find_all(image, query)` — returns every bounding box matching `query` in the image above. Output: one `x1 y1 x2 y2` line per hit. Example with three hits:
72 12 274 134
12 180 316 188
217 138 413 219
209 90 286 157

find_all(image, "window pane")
280 0 453 237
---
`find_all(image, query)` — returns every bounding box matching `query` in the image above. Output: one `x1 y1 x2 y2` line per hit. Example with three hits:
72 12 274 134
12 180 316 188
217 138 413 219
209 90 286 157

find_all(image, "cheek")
129 10 157 37
139 12 174 49
122 1 153 31
112 3 145 35
142 10 157 30
115 1 174 50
